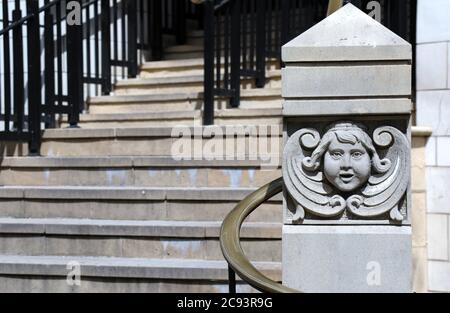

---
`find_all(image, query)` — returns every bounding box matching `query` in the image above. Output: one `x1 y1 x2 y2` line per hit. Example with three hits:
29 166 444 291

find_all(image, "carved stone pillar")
281 4 413 292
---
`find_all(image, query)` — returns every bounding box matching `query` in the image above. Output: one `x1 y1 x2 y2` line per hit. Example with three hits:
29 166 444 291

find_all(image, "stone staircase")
0 30 284 292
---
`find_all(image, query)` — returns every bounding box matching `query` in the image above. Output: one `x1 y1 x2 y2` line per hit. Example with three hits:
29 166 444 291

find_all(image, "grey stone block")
425 137 437 166
283 99 412 116
428 261 450 292
282 65 411 98
417 0 450 43
427 168 450 214
416 43 448 90
282 225 412 293
437 137 450 166
416 90 450 136
427 214 449 260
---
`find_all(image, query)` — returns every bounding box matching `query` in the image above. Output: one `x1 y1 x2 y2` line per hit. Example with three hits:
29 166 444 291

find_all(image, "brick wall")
416 0 450 293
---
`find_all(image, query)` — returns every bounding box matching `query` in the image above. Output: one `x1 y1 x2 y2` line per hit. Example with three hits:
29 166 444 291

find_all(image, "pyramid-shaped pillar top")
282 4 412 62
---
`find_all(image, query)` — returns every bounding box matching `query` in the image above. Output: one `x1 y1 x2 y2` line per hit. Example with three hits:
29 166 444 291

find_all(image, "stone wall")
416 0 450 293
411 128 432 293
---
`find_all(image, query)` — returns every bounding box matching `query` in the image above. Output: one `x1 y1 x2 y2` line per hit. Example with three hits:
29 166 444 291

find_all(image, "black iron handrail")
0 0 146 154
0 0 63 35
201 0 417 126
220 177 299 293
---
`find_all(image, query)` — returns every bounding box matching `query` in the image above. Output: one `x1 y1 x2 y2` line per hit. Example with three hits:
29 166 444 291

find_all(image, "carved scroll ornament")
283 122 410 222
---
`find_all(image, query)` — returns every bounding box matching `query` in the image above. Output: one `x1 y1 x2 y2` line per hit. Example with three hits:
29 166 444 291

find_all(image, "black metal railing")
0 0 417 153
0 0 150 155
202 0 417 125
150 0 204 60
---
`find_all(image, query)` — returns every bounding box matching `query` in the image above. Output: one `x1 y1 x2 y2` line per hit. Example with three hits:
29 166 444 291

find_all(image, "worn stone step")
88 88 282 114
0 157 281 187
0 186 282 222
140 58 205 78
115 71 281 95
163 44 204 60
165 44 204 54
38 125 282 157
139 58 280 78
0 218 281 262
59 108 283 128
0 255 281 292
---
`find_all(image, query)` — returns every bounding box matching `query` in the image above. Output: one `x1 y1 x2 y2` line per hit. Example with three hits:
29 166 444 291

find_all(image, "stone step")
37 125 282 157
88 88 282 114
0 218 281 262
140 58 205 78
59 108 283 128
115 71 281 95
139 58 280 78
0 255 280 292
0 157 281 188
161 43 278 61
0 186 282 222
3 125 283 157
163 44 204 60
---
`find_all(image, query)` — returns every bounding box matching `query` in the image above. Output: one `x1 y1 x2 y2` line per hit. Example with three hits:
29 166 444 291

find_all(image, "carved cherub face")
301 122 388 194
324 137 371 192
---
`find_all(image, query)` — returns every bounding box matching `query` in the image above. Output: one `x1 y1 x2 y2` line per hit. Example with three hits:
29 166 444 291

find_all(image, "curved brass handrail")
220 177 300 293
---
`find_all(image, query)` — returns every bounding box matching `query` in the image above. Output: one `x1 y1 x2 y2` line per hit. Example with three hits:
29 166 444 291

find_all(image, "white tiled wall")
417 0 450 293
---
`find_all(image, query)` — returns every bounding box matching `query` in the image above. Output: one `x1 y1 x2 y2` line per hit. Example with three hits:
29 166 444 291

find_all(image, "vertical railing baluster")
163 0 169 31
94 0 100 96
138 0 145 65
274 0 280 57
86 1 92 90
150 0 163 60
228 265 237 294
281 0 290 45
121 0 126 79
255 0 266 88
12 1 24 133
395 0 407 39
229 0 241 108
101 0 112 94
26 0 42 155
203 0 215 125
113 0 118 82
2 0 11 133
196 1 204 30
249 0 255 71
266 0 273 57
224 8 230 90
242 0 248 72
127 0 138 78
216 11 221 90
67 0 83 127
410 0 417 124
384 0 391 30
56 0 63 107
44 4 56 128
175 0 187 45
